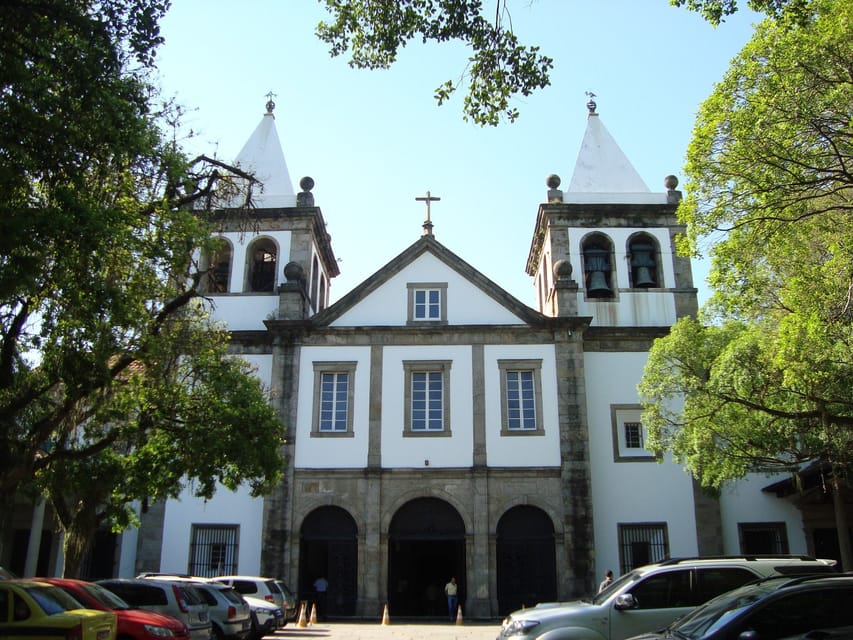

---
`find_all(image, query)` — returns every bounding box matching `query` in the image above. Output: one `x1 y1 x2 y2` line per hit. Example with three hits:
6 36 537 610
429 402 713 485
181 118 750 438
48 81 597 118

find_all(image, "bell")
634 266 655 288
587 270 612 296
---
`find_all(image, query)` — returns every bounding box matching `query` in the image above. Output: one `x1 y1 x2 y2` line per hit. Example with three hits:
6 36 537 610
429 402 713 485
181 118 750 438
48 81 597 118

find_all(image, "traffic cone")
455 604 464 625
381 603 390 625
297 602 308 628
309 603 318 625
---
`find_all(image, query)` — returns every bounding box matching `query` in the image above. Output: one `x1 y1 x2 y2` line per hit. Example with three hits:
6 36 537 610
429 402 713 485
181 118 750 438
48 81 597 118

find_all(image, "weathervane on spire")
585 91 597 115
265 91 277 114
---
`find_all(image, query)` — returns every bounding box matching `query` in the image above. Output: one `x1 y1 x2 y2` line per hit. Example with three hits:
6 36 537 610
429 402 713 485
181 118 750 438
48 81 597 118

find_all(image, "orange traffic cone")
455 604 464 625
381 603 391 625
296 602 308 628
309 603 317 625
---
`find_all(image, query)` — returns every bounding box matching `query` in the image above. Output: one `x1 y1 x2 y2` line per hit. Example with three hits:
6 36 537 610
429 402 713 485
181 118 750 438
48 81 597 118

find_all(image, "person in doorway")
313 576 328 620
444 576 458 622
598 569 614 594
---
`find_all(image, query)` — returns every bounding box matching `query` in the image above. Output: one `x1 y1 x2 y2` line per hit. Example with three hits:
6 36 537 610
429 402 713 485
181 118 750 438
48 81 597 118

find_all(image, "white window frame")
611 404 655 462
407 282 448 324
312 361 357 437
403 360 451 436
498 359 544 435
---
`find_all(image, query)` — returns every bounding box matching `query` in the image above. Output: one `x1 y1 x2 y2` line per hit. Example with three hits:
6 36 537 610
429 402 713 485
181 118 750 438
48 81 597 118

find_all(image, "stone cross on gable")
415 190 440 236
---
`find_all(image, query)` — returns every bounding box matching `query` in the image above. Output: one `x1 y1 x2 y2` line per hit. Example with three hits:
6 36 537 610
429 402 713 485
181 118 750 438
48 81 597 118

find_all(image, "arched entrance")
388 497 466 618
496 505 557 614
299 506 358 617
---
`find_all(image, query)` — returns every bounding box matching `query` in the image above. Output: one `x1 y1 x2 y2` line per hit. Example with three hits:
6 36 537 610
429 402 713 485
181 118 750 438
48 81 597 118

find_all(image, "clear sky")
154 0 760 308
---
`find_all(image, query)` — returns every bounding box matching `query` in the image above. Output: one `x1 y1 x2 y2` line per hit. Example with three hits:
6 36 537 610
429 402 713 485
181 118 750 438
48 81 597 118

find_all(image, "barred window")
738 522 789 554
618 523 669 574
611 405 655 462
189 525 238 577
624 422 643 448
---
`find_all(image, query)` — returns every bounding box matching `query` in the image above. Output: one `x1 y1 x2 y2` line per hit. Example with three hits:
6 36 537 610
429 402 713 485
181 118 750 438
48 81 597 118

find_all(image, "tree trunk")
831 474 852 571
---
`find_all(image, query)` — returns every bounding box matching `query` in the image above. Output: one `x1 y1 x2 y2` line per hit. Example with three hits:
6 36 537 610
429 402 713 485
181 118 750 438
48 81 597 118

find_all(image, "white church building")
6 97 834 619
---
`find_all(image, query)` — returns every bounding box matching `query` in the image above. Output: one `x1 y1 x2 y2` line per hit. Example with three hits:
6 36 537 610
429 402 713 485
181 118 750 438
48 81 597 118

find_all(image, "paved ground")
272 620 502 640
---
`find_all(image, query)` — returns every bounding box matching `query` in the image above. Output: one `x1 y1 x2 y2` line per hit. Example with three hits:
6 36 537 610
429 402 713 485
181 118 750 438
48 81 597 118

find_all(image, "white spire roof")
231 100 296 208
565 103 667 204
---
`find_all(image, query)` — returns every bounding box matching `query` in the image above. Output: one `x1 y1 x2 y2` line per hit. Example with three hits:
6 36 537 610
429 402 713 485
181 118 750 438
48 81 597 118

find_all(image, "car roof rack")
656 555 819 566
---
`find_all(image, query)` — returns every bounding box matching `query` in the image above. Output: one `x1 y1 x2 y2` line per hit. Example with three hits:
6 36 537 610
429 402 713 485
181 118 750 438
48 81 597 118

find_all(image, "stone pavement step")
273 621 502 640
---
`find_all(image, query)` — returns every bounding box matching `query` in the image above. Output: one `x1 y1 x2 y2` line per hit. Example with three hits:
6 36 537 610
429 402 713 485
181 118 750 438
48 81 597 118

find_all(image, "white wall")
584 351 699 578
294 345 372 468
484 344 561 468
332 253 525 327
719 473 808 555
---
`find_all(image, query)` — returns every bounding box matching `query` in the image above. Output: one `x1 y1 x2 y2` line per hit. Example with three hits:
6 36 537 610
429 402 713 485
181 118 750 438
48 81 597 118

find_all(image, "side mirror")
613 593 638 611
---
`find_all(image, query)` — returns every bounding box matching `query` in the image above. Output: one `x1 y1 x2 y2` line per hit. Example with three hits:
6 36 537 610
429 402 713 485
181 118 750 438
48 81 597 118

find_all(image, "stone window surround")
737 521 789 554
403 360 452 437
497 359 545 436
311 361 357 438
611 404 655 462
618 522 670 574
407 282 448 325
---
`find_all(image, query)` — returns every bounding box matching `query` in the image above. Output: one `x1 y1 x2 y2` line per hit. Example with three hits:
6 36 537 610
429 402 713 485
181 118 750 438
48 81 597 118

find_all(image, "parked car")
272 581 297 622
627 573 853 640
212 577 283 610
0 579 117 640
38 578 191 640
97 579 211 640
240 595 284 640
498 555 838 640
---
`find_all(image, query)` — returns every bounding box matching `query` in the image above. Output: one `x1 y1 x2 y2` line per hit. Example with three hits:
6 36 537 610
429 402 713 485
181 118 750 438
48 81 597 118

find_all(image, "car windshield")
80 583 130 610
668 582 779 639
592 571 641 605
26 585 85 615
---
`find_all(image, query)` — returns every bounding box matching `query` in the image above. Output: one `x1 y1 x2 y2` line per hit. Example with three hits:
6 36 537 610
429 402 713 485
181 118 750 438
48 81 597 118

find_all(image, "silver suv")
98 578 212 640
498 555 837 640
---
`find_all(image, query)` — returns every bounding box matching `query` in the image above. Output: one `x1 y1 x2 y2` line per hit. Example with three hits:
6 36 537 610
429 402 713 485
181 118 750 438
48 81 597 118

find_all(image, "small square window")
498 360 544 435
407 283 448 324
738 522 789 554
611 405 655 462
403 360 451 436
312 362 357 437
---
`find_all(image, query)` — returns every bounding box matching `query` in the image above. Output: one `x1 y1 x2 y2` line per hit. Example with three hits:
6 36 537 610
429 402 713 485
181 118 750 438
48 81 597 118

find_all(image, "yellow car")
0 579 117 640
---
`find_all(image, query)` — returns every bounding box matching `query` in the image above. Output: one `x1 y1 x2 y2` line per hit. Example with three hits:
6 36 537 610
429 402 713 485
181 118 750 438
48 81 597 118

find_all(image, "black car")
628 573 853 640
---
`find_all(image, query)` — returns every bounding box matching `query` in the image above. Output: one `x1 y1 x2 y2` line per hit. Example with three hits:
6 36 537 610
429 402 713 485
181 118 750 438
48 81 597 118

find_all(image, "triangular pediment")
313 236 552 328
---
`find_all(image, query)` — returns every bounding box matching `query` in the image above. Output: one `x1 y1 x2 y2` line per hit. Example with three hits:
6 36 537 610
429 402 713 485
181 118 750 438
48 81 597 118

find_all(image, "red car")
38 578 191 640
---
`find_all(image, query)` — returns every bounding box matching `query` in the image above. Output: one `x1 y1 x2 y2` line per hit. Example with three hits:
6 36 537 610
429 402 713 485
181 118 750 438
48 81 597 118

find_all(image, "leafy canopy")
640 0 853 489
316 0 553 126
0 0 285 533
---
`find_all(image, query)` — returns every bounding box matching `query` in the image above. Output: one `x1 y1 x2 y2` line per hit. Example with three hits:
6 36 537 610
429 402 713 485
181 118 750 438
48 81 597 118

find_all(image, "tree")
640 0 853 568
670 0 814 25
0 0 285 570
316 0 553 126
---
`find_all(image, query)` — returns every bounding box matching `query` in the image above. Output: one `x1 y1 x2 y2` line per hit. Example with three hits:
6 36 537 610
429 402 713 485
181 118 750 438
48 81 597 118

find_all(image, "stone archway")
387 497 466 618
299 506 358 617
496 505 557 614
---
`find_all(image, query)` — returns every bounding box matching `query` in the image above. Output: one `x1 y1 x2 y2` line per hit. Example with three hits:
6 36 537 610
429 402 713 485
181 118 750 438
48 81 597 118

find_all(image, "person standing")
598 570 614 594
444 576 458 622
313 576 328 619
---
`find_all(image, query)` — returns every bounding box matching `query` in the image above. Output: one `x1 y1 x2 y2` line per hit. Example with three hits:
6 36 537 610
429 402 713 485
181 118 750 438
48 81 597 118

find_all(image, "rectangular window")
498 359 544 435
611 405 655 462
618 523 669 574
404 360 451 436
624 421 643 448
738 522 789 554
407 282 448 324
312 362 357 437
189 525 238 577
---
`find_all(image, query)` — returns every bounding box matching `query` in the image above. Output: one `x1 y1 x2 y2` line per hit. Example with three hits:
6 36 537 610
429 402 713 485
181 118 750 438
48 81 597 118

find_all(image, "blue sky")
155 1 760 307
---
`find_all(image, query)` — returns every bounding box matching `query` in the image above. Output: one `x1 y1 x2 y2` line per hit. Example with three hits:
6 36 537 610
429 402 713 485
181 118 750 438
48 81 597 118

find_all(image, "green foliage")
316 0 552 126
640 0 853 490
0 0 285 573
669 0 814 25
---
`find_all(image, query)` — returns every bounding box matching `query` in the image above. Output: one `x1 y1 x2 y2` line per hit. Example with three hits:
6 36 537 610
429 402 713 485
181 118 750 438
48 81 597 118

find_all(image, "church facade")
4 98 826 618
